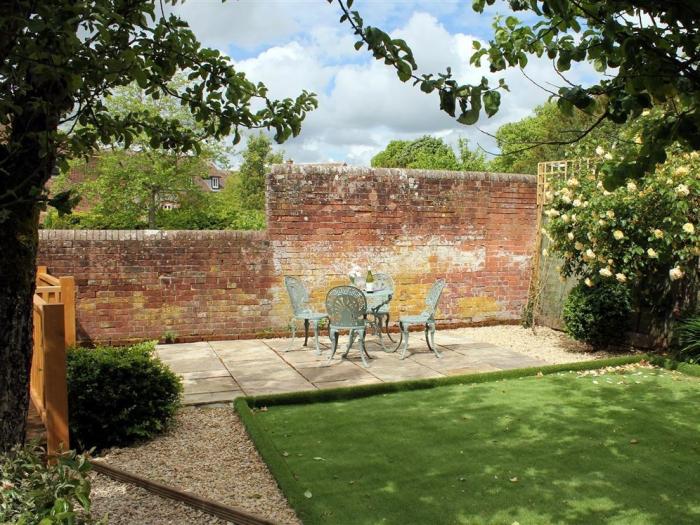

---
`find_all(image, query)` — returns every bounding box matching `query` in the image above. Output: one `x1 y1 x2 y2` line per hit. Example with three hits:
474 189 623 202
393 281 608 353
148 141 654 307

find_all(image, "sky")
169 0 602 166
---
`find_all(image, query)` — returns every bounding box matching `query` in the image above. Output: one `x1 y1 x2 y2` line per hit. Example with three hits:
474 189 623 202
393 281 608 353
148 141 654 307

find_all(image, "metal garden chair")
325 285 371 367
284 276 327 355
396 278 446 360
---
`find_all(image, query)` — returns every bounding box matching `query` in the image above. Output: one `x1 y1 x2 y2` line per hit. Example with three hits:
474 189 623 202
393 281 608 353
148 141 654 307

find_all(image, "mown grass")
238 360 700 525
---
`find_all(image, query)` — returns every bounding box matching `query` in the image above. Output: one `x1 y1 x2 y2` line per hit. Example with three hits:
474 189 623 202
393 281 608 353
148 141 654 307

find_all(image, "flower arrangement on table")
348 264 362 285
348 265 376 291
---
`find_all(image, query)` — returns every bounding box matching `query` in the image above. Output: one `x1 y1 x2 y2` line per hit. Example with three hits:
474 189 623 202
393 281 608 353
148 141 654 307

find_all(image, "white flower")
545 191 554 203
683 223 695 234
585 248 596 260
666 178 674 185
561 214 570 223
584 278 593 287
603 190 612 196
575 241 584 251
613 230 624 240
647 248 658 259
607 259 614 265
582 201 589 207
567 178 580 187
669 267 685 281
675 166 690 177
567 232 575 240
606 210 615 219
545 208 560 217
675 184 690 197
604 153 613 160
691 151 699 160
595 146 605 156
562 195 572 204
653 229 664 239
572 199 582 207
542 248 549 257
596 181 604 190
599 267 613 278
598 219 606 226
571 214 577 223
642 110 651 116
634 135 643 144
626 181 637 192
615 273 627 283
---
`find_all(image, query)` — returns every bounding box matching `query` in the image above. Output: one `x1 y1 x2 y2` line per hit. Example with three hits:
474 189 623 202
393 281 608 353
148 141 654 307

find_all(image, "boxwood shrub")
67 341 182 450
563 281 632 348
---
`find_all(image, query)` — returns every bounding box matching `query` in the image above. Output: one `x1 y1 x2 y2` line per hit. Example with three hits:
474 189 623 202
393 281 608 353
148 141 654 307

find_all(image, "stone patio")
157 328 549 405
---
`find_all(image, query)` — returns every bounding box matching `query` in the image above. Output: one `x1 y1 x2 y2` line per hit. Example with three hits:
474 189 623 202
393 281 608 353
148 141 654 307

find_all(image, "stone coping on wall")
38 229 268 241
270 163 535 184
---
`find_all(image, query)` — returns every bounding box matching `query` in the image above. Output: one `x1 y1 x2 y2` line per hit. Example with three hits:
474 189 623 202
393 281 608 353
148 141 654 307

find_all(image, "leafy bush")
0 445 100 524
676 316 700 363
563 282 632 347
67 341 182 450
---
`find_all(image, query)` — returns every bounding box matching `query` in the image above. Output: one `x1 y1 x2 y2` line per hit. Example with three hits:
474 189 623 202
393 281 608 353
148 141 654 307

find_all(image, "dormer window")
210 176 220 190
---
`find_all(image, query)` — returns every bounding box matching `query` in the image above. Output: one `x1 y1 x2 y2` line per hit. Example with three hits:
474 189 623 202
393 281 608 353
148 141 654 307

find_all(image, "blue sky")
171 0 601 166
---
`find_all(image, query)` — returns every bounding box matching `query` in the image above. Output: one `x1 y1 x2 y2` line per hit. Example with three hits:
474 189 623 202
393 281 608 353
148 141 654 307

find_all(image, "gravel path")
455 324 634 363
91 407 300 525
89 325 631 524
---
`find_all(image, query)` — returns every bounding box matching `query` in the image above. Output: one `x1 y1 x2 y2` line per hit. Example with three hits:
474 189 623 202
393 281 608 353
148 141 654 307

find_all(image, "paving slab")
315 376 383 389
240 379 316 396
296 362 371 383
183 391 243 405
182 376 240 395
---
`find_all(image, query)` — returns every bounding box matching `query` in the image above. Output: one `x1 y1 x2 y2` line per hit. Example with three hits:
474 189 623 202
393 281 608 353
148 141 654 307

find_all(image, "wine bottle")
365 268 375 292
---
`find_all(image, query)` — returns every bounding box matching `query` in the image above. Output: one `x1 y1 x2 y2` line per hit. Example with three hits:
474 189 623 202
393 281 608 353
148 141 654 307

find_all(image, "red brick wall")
38 165 537 344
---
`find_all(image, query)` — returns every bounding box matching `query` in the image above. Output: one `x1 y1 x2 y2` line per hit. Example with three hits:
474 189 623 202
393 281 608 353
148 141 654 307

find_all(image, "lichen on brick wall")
39 165 537 344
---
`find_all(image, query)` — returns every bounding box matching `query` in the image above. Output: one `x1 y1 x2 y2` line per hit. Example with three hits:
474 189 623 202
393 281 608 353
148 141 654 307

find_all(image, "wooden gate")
31 266 75 455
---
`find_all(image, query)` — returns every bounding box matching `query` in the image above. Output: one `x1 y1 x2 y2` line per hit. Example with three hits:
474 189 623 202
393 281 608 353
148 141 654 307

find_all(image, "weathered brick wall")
38 230 275 343
38 165 538 344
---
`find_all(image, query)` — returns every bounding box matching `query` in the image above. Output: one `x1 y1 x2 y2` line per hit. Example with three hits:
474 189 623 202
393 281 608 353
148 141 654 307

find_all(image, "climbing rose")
613 230 624 240
676 184 690 197
616 273 627 283
653 229 664 239
599 267 613 277
682 223 695 234
647 248 659 259
584 278 593 287
669 267 685 281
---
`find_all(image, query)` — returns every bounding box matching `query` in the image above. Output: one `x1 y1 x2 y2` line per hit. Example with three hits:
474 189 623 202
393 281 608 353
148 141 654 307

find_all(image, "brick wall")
38 165 538 344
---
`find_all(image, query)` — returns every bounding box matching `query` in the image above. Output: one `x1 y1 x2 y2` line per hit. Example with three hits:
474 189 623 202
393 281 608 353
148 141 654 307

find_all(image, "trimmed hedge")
67 341 182 450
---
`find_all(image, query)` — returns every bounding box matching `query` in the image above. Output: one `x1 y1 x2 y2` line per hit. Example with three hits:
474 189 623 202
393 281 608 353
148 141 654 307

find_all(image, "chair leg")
375 316 387 352
400 322 410 360
327 330 340 363
425 322 441 358
343 329 354 358
313 320 321 356
359 329 370 367
286 318 296 352
384 313 396 343
303 319 310 346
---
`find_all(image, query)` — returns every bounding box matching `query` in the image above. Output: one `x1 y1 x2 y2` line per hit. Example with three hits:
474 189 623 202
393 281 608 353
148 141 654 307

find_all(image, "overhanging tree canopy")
0 0 316 449
333 0 700 186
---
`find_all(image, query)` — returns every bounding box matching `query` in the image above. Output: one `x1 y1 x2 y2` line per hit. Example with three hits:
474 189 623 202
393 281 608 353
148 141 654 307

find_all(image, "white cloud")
176 4 603 167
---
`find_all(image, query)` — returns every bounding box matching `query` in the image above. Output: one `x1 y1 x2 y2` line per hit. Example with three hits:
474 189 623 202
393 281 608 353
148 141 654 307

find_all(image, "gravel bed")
91 407 300 525
455 324 635 363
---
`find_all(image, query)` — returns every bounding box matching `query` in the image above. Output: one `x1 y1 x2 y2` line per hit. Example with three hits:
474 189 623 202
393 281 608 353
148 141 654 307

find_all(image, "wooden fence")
31 266 75 455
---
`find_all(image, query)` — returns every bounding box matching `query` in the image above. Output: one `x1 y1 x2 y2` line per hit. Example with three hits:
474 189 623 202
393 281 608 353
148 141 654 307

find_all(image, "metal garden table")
362 287 393 352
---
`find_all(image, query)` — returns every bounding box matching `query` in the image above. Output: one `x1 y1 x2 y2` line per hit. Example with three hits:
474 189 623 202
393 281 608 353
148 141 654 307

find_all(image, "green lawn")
244 365 700 525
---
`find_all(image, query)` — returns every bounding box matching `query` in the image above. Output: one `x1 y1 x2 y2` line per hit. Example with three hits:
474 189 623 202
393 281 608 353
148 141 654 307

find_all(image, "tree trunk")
0 114 56 451
0 205 40 451
148 187 158 228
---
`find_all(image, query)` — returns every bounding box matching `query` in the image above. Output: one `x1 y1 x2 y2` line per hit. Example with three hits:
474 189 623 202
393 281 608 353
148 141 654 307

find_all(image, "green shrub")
0 445 100 524
563 282 632 348
675 315 700 363
67 341 182 450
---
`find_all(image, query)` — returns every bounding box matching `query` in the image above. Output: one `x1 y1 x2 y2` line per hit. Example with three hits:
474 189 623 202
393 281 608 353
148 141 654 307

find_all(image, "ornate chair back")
284 276 311 316
423 278 446 318
325 286 367 329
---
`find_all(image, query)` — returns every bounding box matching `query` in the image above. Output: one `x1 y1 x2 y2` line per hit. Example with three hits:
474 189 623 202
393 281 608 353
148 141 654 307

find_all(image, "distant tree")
456 137 489 171
490 101 618 174
372 135 489 171
372 136 459 170
237 134 284 211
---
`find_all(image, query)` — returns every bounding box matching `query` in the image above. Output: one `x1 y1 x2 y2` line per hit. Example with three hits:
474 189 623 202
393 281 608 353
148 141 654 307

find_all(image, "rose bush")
543 148 699 292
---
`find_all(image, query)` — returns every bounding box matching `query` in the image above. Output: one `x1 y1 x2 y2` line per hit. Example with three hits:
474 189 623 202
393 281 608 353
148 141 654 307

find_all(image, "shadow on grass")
244 366 700 525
